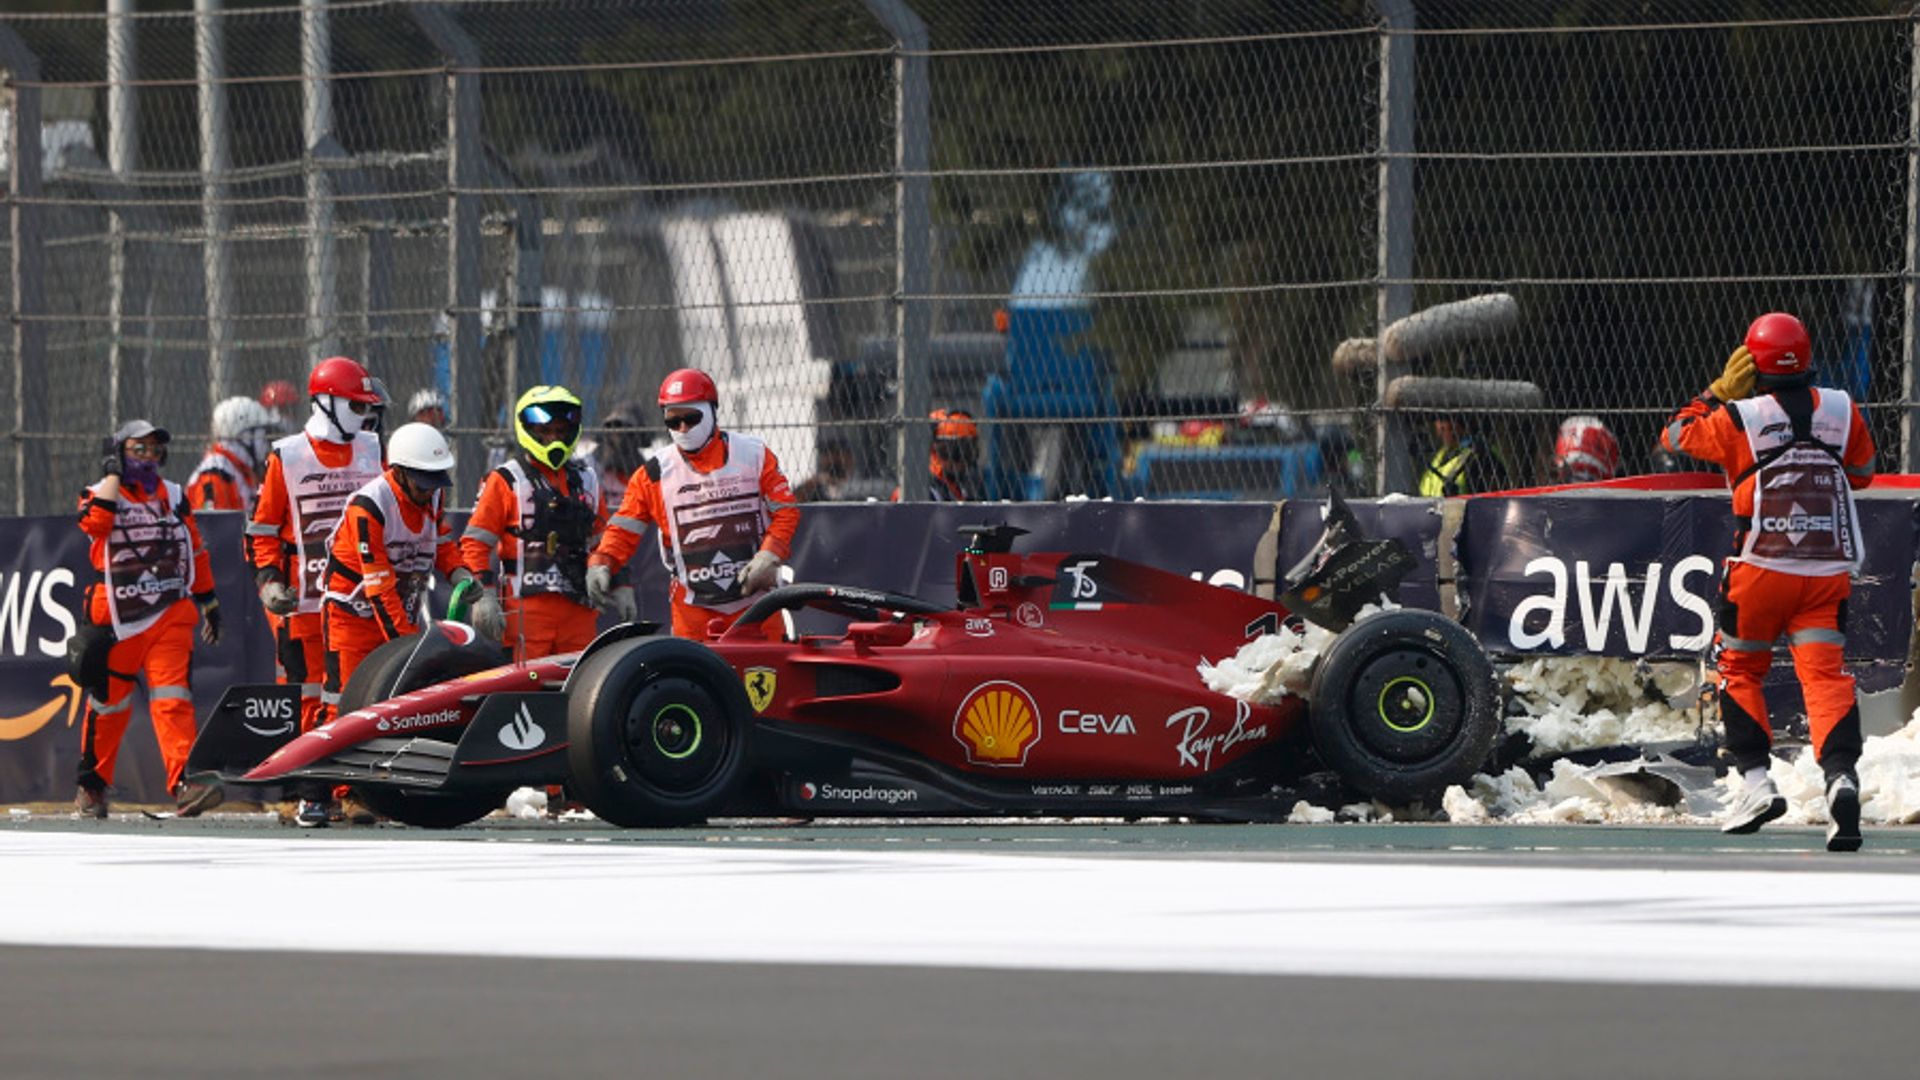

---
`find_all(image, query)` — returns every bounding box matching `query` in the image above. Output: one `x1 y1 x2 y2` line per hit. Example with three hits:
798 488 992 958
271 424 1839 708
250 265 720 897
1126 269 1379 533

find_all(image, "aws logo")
953 680 1040 767
0 674 85 742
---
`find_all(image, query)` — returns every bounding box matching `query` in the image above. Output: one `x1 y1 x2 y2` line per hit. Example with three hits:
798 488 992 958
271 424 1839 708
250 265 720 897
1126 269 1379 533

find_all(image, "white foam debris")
1439 785 1489 824
1287 800 1335 824
1200 602 1398 705
1504 656 1707 755
504 786 549 820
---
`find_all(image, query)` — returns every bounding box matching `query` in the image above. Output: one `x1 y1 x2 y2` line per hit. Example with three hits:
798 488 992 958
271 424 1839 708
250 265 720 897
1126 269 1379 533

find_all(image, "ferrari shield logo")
744 667 777 713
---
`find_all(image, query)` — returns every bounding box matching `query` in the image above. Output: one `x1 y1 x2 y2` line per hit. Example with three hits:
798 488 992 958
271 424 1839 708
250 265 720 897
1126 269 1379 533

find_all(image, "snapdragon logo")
798 782 918 805
1506 555 1716 653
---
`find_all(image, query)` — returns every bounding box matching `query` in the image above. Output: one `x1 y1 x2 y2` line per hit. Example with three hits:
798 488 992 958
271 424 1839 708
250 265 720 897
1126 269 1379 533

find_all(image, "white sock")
1744 766 1771 789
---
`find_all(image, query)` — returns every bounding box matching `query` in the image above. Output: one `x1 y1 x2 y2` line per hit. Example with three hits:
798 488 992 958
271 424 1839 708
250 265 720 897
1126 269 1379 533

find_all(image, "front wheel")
565 637 751 827
1306 609 1499 805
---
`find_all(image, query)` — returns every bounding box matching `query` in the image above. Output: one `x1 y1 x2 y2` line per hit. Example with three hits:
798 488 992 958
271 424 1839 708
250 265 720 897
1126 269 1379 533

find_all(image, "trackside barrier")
3 491 1914 802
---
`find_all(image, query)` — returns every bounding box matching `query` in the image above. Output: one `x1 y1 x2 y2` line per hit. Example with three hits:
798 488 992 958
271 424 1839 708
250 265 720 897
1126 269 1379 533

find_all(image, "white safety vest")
657 434 769 613
495 458 600 603
1730 389 1863 577
322 473 442 624
275 431 383 614
186 446 257 510
97 478 195 638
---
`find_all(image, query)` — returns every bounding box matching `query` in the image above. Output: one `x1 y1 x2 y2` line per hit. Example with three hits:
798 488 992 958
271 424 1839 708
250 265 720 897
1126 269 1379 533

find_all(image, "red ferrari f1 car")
186 510 1501 828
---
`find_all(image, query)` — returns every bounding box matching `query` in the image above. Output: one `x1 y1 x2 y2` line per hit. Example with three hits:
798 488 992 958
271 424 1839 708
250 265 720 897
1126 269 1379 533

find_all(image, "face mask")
123 457 161 489
311 394 365 440
668 403 715 453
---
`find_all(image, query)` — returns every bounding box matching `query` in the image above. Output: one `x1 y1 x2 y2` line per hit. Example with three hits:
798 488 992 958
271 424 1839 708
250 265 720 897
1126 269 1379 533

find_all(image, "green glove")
1709 345 1757 403
445 577 481 625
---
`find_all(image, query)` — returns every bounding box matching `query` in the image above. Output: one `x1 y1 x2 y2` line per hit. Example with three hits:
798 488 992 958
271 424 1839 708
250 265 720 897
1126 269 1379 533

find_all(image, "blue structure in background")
983 171 1124 501
431 289 614 423
1821 278 1873 403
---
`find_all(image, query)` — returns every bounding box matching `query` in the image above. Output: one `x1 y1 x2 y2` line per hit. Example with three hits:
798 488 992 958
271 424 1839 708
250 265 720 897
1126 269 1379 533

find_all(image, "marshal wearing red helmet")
588 368 799 640
248 356 387 805
1662 312 1876 850
1551 415 1621 484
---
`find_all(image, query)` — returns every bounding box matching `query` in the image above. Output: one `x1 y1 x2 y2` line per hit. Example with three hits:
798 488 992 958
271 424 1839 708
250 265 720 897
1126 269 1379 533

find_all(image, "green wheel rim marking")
1377 675 1435 733
652 702 703 760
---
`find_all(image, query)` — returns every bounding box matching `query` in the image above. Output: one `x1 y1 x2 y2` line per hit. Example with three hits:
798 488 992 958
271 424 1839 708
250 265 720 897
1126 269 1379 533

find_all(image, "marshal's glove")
609 585 637 624
194 593 222 646
741 550 783 595
469 588 506 642
586 563 616 611
1709 345 1757 403
258 580 297 616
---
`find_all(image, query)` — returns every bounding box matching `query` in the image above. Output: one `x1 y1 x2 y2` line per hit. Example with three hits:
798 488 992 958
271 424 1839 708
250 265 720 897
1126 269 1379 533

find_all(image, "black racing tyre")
341 630 513 829
565 636 751 827
1306 609 1500 805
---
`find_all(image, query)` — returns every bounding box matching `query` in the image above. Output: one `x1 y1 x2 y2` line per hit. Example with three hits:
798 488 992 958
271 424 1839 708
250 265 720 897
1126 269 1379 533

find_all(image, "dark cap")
112 420 172 445
395 464 454 492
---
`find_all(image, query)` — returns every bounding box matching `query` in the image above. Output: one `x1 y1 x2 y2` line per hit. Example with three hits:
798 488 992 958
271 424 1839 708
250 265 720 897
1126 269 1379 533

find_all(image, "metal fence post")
1 23 46 516
313 137 394 374
195 0 233 408
1903 16 1919 473
107 0 136 434
486 153 544 412
861 0 931 498
303 0 338 363
409 5 485 502
1375 0 1416 495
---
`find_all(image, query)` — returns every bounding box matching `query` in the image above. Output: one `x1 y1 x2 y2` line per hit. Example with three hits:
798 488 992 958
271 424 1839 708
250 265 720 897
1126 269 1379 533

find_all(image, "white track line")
3 832 1917 989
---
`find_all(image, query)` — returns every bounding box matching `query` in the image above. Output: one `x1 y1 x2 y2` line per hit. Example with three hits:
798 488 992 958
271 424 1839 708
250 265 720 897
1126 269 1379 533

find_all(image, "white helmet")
408 387 447 417
212 396 278 440
212 396 281 471
387 422 455 489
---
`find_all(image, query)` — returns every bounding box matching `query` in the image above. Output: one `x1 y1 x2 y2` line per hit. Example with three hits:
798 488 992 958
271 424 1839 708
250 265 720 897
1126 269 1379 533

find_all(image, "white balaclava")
308 394 365 443
670 401 716 454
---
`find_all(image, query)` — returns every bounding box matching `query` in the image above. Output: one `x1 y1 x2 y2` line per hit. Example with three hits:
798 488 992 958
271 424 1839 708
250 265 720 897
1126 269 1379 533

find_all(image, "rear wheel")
1307 609 1499 805
566 637 751 827
341 631 513 829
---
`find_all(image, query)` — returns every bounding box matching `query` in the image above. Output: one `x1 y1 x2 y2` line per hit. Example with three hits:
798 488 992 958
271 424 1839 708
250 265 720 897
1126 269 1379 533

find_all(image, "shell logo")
954 681 1040 767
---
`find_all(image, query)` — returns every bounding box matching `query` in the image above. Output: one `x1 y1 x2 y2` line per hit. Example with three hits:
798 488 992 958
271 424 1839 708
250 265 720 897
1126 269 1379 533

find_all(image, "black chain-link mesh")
0 0 1913 511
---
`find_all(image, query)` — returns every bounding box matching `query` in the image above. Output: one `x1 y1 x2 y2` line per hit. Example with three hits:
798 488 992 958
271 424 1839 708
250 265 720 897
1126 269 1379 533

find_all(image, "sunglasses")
123 441 167 460
521 404 581 427
663 412 704 431
343 399 373 416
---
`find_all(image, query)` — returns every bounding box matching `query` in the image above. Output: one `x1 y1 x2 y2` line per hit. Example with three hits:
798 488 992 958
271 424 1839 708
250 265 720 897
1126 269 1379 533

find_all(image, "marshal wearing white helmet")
187 396 284 512
314 421 475 737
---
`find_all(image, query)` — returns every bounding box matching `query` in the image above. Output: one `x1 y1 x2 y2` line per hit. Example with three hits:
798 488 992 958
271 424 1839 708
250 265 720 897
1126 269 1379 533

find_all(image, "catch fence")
1 0 1914 512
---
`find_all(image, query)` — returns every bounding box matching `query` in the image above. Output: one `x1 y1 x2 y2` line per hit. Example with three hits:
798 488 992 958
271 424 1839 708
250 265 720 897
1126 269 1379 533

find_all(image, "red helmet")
309 356 380 403
931 408 978 441
1744 312 1811 377
1553 415 1620 483
659 367 718 407
259 379 299 411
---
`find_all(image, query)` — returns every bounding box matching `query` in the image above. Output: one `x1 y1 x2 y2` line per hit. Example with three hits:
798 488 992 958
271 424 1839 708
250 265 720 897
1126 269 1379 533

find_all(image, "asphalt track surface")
5 814 1918 1080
